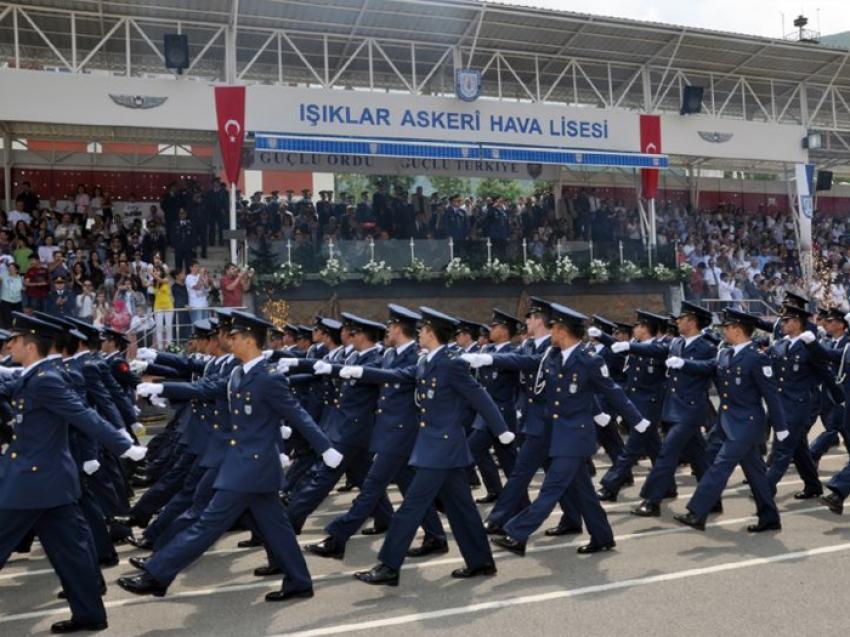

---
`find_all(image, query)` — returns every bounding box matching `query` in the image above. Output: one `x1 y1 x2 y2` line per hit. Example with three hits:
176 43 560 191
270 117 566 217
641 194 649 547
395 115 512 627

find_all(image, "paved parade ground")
3 444 848 637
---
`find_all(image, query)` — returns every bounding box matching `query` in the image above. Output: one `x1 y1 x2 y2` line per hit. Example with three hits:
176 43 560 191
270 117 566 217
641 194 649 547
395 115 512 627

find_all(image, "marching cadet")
345 307 514 586
671 308 788 532
120 311 343 602
596 310 668 501
764 303 838 500
466 309 522 504
629 302 718 517
585 315 627 467
304 305 447 560
808 308 850 466
0 312 146 634
486 304 647 557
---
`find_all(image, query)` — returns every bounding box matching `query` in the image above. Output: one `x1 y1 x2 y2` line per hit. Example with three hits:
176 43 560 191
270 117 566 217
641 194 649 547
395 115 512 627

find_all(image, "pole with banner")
792 162 815 289
214 85 246 264
639 114 661 252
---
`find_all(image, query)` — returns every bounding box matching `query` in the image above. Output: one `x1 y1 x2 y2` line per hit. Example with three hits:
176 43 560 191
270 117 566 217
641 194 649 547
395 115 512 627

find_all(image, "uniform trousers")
640 421 708 504
468 428 517 496
765 407 822 495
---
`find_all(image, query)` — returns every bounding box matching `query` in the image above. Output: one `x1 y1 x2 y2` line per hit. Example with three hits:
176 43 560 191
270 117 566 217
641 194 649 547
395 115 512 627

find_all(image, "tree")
430 176 472 198
335 173 370 197
475 177 525 201
368 175 416 194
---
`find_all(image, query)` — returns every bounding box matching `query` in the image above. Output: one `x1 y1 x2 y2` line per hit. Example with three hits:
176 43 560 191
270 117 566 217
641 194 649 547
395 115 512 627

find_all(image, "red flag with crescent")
214 86 246 185
639 114 661 199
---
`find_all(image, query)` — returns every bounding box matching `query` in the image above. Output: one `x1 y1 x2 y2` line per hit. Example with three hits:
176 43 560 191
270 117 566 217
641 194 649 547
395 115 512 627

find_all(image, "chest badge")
244 405 252 415
426 389 435 399
568 383 578 394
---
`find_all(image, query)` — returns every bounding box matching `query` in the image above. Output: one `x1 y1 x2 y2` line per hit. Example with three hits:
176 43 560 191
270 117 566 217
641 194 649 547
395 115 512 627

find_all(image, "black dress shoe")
336 481 356 493
631 501 661 517
451 562 497 578
475 493 499 504
354 564 399 586
129 556 149 572
710 501 724 514
304 536 345 559
544 523 582 536
265 587 314 602
793 489 823 500
99 554 120 568
127 535 153 550
112 514 148 530
484 520 506 536
58 582 106 600
361 524 389 536
117 573 167 597
577 540 616 554
596 487 617 502
673 512 706 531
407 536 449 558
236 537 264 549
623 475 635 487
819 492 844 515
50 619 108 634
747 520 781 533
491 536 526 556
254 565 283 577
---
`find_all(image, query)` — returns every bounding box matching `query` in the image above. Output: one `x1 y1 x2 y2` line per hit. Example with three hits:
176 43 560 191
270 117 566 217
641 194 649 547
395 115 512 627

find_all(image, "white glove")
594 413 611 427
82 460 101 475
776 430 790 442
276 358 300 373
136 347 157 363
460 353 493 369
0 366 22 379
634 419 651 433
611 342 630 354
136 382 164 399
666 356 685 369
118 428 134 443
845 312 850 325
799 331 816 344
262 349 273 358
313 360 333 375
587 326 602 338
149 395 167 409
132 405 142 417
817 326 827 337
339 365 363 379
121 445 148 461
131 422 145 435
498 431 516 445
279 453 292 470
130 360 149 375
280 424 293 440
322 447 344 469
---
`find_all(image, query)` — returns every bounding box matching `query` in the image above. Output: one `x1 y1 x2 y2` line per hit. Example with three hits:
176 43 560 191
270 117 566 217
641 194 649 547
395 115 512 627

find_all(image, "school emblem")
455 69 481 102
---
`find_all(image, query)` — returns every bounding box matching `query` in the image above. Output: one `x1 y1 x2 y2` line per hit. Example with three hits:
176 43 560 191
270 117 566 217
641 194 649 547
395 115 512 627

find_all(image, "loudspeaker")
163 34 189 73
680 86 704 115
816 170 833 192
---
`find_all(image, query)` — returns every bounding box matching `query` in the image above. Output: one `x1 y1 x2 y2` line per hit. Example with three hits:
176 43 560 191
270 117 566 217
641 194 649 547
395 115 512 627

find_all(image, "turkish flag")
214 86 246 185
639 114 661 199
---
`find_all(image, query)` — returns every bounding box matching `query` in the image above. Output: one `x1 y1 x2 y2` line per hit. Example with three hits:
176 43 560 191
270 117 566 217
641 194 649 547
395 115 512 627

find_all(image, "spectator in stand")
54 212 81 244
88 251 105 289
70 261 86 294
13 237 33 272
106 297 131 332
15 181 39 214
185 260 209 322
47 276 75 317
48 250 71 282
219 262 253 308
160 181 185 245
189 189 208 259
73 184 90 214
171 269 189 341
173 208 195 273
0 259 23 327
22 253 49 313
9 199 32 227
205 178 228 248
92 289 110 327
38 234 59 263
152 265 174 348
142 219 167 263
75 279 95 322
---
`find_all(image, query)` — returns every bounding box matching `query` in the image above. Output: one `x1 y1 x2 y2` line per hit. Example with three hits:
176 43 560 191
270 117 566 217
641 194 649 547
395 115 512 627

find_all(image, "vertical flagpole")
229 182 238 264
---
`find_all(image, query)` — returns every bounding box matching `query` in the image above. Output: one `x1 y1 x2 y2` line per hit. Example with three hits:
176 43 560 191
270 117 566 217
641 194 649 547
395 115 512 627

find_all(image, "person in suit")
0 312 146 634
119 311 344 602
173 208 195 273
629 302 718 517
672 308 788 532
304 305 448 560
348 307 514 586
47 276 76 318
483 303 647 556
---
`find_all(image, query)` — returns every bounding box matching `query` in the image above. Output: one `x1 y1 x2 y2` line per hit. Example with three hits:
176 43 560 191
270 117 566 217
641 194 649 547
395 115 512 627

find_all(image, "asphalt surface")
2 443 849 637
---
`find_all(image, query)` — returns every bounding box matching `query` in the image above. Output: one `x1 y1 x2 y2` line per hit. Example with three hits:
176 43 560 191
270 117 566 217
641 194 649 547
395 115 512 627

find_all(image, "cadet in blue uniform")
304 305 447 560
808 308 850 464
118 311 343 602
0 312 146 634
488 304 647 557
673 308 788 532
597 310 668 501
631 302 717 517
585 315 627 466
350 307 514 586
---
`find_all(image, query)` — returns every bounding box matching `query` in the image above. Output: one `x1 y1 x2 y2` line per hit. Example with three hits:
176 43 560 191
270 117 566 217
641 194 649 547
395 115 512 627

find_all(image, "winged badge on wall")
109 94 168 109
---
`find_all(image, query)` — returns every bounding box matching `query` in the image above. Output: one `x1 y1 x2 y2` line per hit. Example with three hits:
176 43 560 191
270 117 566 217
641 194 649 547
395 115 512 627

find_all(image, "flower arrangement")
587 259 610 284
617 260 642 283
519 259 547 284
318 258 347 287
272 262 304 289
479 258 513 283
551 255 580 284
444 257 474 287
652 263 677 282
361 260 393 285
402 258 432 282
165 343 184 354
677 262 694 282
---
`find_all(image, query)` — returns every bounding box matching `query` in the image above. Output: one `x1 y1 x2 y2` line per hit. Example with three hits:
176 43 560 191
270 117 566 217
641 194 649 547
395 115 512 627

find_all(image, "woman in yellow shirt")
152 265 174 348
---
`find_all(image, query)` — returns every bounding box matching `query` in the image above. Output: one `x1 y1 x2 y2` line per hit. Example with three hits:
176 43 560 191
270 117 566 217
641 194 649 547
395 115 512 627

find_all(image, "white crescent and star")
224 119 241 142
